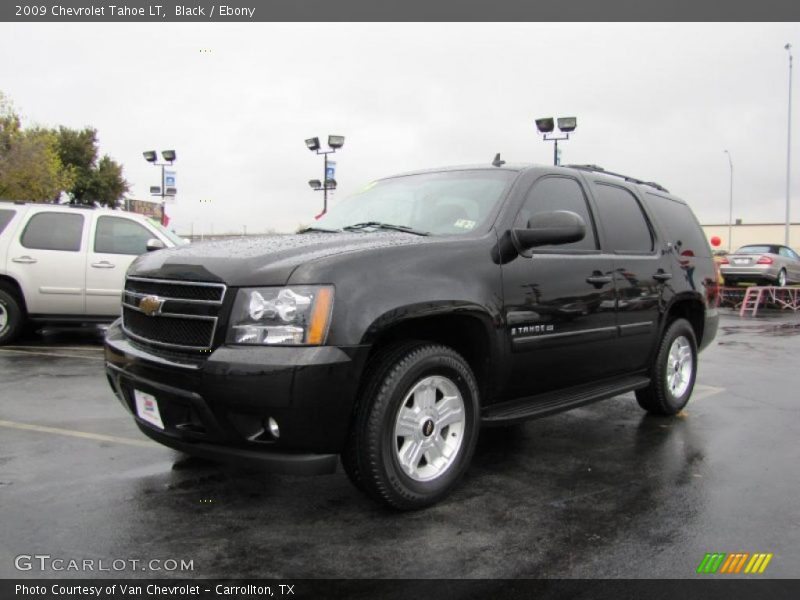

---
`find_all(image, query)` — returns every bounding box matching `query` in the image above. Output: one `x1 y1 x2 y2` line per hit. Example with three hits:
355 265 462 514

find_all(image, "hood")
128 231 430 286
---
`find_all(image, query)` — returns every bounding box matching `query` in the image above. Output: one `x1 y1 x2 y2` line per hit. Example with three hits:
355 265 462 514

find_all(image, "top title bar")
3 0 800 22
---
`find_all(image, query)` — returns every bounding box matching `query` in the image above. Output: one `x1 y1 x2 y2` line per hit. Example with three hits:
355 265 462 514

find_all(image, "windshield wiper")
298 226 342 234
342 222 429 236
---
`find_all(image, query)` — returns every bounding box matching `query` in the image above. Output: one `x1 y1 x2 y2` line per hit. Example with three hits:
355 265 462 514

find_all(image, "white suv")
0 201 183 344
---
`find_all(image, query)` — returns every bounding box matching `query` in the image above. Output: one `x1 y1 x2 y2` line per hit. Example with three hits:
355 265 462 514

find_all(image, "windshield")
148 219 189 246
736 245 777 254
316 170 515 235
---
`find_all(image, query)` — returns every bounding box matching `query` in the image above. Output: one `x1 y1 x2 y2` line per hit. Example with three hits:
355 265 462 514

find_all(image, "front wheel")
636 318 698 415
343 342 480 510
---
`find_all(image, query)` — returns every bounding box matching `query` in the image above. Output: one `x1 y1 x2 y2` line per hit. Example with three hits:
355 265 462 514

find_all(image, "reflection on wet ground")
1 310 798 578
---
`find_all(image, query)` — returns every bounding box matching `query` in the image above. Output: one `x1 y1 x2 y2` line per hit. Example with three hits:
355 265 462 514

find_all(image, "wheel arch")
360 308 499 405
663 294 705 347
0 275 27 314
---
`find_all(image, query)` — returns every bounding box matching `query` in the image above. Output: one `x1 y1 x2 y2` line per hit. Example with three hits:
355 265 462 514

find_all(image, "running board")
481 375 651 426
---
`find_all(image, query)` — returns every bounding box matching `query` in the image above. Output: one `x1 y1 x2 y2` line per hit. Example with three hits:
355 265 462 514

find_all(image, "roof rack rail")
63 203 98 209
564 164 669 193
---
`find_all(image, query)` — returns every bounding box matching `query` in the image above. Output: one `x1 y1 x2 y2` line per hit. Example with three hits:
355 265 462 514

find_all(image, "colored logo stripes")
696 552 773 574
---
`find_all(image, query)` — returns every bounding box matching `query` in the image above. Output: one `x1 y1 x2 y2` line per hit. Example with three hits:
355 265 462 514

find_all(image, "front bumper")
104 321 368 475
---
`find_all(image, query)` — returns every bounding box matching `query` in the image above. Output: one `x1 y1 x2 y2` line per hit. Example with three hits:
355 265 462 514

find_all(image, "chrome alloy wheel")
393 375 466 482
0 304 7 331
667 335 693 398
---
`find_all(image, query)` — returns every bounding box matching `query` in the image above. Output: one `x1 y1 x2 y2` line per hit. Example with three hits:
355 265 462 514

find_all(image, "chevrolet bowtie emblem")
138 295 164 317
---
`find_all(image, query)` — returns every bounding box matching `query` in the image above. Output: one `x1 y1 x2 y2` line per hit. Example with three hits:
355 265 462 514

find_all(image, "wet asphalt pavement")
1 311 798 580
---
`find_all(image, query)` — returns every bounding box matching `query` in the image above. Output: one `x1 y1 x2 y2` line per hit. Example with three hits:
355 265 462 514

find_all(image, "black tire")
776 269 787 287
636 318 698 416
0 287 24 346
342 341 480 510
722 277 737 287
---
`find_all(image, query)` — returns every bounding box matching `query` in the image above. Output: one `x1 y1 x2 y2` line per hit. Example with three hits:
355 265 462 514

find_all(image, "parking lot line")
691 384 726 402
0 419 157 448
0 348 105 360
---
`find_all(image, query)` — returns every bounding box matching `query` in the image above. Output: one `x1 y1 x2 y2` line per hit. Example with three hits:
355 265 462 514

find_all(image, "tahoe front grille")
121 277 227 351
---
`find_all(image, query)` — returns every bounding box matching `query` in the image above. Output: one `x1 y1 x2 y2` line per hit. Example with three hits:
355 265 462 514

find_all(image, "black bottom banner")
3 579 800 600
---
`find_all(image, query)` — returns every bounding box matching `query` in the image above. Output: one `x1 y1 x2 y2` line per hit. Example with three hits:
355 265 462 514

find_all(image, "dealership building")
701 222 799 252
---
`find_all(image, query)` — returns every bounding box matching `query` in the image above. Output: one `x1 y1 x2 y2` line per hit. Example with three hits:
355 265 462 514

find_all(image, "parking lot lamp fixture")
306 135 345 219
143 149 177 226
536 116 577 166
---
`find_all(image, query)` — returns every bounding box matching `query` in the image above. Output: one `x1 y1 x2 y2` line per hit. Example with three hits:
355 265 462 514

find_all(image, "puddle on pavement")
720 322 800 337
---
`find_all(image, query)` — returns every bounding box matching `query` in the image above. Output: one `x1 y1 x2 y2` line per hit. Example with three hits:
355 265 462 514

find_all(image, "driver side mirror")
146 238 166 252
511 210 586 255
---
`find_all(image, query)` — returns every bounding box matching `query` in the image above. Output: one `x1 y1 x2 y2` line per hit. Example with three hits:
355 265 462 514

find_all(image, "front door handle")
91 261 115 269
586 275 613 285
653 272 672 282
12 255 37 264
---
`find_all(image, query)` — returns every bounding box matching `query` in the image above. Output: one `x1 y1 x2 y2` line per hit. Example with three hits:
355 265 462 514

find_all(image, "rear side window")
646 193 711 258
0 209 16 235
515 176 598 250
21 212 84 252
95 216 154 255
592 184 654 253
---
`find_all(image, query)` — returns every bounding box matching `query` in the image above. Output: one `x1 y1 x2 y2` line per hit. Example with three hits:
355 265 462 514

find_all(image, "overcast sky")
1 22 798 235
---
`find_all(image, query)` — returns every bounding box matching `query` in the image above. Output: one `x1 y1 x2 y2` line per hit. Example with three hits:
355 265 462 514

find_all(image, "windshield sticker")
454 219 476 229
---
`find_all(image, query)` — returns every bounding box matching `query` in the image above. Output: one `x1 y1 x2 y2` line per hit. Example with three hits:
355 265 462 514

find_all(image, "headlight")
227 286 334 345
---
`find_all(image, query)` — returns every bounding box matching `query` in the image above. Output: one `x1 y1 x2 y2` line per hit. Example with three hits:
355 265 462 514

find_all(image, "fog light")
268 417 280 439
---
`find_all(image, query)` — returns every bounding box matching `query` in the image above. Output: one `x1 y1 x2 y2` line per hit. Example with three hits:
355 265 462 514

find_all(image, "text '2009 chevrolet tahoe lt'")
105 163 719 509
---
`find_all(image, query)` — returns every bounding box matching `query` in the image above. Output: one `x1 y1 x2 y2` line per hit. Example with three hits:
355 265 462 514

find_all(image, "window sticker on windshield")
454 219 476 229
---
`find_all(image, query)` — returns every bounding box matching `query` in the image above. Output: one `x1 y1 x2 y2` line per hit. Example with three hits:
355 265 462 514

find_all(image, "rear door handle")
653 272 672 282
12 255 37 264
91 261 115 269
586 275 613 285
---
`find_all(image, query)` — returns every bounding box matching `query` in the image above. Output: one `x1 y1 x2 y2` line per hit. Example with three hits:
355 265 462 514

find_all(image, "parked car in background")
719 244 800 287
0 201 185 344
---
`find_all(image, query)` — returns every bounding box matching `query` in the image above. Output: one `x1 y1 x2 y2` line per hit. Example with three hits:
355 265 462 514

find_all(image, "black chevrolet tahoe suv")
105 163 719 509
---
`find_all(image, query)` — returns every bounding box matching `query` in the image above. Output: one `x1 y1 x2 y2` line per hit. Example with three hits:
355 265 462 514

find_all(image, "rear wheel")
722 277 737 287
636 318 697 416
776 269 787 287
342 342 480 510
0 287 24 346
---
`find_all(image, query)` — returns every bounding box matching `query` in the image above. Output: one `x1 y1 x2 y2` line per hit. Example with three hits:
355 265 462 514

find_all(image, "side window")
645 193 711 258
515 177 598 250
0 209 16 235
787 248 800 261
95 216 154 255
592 184 654 253
21 212 84 252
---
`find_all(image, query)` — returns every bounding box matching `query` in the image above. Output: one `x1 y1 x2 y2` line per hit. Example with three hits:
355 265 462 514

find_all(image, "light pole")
724 150 734 252
785 43 793 246
305 135 344 219
535 117 577 165
143 150 176 226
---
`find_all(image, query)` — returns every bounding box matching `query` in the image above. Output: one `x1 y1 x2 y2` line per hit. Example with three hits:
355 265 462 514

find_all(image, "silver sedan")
720 244 800 287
